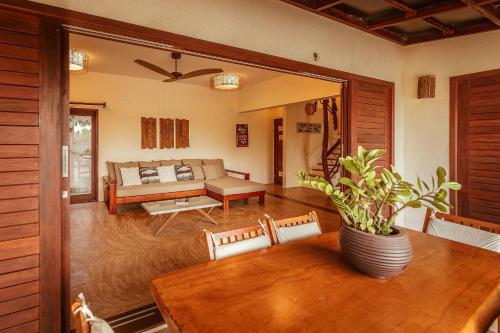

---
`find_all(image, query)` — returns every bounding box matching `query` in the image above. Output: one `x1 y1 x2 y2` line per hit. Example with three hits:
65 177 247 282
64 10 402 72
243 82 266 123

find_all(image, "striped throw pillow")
175 165 194 181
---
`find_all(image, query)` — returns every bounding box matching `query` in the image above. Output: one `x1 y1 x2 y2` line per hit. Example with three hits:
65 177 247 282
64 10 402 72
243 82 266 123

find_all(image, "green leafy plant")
298 146 461 236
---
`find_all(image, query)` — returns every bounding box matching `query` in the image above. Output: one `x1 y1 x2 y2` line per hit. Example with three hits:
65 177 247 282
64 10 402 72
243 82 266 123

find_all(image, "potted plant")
298 147 461 279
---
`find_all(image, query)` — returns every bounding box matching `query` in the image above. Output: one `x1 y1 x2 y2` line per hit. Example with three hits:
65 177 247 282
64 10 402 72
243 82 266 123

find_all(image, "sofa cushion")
114 161 139 185
157 165 177 183
139 167 160 184
202 164 220 180
205 176 265 196
182 159 202 166
160 159 182 166
175 165 194 181
202 159 225 178
120 167 142 186
191 165 205 180
139 161 160 168
106 161 116 183
116 180 205 197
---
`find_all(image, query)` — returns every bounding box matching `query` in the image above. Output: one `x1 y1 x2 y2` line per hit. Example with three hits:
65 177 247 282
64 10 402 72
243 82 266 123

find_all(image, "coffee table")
142 196 222 236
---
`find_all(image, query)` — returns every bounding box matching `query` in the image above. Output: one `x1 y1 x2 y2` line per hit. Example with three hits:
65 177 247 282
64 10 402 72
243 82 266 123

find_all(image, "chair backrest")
423 209 500 234
422 209 500 253
267 211 322 245
71 301 90 333
204 223 272 260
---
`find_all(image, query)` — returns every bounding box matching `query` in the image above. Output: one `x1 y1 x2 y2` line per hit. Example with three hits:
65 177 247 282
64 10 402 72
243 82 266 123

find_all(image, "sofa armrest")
225 169 250 180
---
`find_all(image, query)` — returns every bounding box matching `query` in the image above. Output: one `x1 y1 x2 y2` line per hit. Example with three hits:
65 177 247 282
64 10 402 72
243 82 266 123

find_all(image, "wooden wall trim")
60 29 70 333
38 18 62 333
0 0 393 86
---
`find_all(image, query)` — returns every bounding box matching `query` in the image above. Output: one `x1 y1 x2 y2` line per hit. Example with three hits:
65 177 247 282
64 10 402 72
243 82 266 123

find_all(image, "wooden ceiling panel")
280 0 500 45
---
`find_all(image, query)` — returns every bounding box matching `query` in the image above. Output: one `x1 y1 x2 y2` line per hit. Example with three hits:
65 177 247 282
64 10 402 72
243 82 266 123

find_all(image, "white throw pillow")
427 217 500 253
275 221 321 244
120 167 141 186
214 235 271 260
157 165 177 183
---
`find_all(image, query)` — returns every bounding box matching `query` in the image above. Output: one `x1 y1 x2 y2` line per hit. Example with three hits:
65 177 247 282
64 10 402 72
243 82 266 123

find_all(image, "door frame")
69 108 98 204
449 67 500 214
0 2 395 332
273 118 284 185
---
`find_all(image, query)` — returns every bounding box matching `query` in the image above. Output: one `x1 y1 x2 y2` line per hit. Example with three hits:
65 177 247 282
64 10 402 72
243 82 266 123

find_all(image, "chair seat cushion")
214 235 271 260
427 217 500 253
117 180 205 197
275 222 321 244
205 176 265 196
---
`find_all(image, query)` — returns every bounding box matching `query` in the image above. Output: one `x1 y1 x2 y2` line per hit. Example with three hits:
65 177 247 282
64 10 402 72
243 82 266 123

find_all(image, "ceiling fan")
134 52 223 82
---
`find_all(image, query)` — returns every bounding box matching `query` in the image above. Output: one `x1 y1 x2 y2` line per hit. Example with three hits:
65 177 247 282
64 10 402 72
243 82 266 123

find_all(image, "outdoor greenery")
298 146 462 236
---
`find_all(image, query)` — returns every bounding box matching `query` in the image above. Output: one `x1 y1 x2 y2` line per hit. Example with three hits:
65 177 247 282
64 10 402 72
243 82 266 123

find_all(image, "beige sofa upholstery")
105 158 265 214
205 177 265 196
117 180 205 197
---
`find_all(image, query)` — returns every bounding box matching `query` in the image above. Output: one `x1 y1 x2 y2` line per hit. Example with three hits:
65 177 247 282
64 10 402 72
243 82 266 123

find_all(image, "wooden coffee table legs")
152 208 218 236
195 207 218 225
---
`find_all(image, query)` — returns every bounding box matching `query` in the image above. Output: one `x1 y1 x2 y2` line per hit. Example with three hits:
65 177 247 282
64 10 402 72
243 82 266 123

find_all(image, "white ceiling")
69 33 284 86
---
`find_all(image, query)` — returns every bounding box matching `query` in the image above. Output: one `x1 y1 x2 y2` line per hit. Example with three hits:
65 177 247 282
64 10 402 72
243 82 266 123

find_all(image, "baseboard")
106 304 165 333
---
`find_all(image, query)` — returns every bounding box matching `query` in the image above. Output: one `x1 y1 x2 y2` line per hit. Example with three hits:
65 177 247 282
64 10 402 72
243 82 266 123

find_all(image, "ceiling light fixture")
69 49 89 74
210 73 241 91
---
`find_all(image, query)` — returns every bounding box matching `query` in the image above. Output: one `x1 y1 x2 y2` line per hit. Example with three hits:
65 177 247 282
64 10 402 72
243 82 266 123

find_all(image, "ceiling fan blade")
162 78 177 82
134 59 175 78
177 68 224 80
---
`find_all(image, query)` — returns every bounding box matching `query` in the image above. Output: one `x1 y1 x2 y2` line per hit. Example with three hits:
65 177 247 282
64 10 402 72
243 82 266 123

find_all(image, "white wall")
239 75 340 112
402 30 500 230
71 72 277 201
283 101 324 188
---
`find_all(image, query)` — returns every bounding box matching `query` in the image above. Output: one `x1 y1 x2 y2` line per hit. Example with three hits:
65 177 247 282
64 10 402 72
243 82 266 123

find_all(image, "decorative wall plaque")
141 117 157 149
297 122 321 133
236 124 249 147
175 118 190 148
159 118 174 149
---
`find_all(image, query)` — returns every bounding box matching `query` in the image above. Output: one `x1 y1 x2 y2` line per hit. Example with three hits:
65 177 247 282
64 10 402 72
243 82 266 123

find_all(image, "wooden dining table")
151 229 500 333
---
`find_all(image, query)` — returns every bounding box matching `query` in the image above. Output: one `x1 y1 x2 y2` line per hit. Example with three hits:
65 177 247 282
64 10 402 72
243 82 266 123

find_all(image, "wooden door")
0 9 63 333
274 118 283 184
348 79 394 169
70 108 98 203
451 69 500 223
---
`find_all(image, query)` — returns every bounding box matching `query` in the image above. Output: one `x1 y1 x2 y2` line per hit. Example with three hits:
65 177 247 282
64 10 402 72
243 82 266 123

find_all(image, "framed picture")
297 122 321 133
236 124 249 147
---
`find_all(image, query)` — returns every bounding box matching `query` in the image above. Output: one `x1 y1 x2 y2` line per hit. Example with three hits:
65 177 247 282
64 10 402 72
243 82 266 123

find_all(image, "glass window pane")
70 115 93 196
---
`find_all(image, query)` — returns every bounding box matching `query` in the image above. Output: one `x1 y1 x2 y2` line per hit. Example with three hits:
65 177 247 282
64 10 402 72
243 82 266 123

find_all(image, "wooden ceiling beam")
424 17 454 35
279 0 407 45
315 1 343 12
407 20 498 44
461 0 500 27
383 0 417 17
369 2 467 30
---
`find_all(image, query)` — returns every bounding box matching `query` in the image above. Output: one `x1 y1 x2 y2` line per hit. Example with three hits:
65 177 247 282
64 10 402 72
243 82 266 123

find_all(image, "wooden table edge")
151 281 182 333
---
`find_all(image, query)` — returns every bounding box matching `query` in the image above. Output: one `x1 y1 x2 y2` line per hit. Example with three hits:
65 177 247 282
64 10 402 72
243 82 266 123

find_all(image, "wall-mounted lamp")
417 75 435 99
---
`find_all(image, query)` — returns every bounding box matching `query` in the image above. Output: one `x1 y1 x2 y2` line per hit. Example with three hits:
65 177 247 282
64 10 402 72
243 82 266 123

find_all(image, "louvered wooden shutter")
349 79 394 169
454 70 500 223
0 8 42 333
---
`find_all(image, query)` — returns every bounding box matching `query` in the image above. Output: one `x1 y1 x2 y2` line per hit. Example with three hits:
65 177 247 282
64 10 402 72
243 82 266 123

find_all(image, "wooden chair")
423 209 499 333
204 223 272 260
71 297 90 333
423 209 500 234
266 211 322 245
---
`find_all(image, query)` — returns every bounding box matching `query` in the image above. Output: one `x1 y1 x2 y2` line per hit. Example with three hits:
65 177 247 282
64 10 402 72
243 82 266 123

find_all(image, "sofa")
104 158 265 214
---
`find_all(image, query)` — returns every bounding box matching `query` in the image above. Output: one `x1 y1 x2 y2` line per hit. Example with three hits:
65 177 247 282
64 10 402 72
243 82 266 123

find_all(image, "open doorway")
273 118 283 185
65 31 346 331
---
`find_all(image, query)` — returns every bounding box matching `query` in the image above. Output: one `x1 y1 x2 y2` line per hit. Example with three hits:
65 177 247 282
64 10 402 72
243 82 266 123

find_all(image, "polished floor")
70 187 340 319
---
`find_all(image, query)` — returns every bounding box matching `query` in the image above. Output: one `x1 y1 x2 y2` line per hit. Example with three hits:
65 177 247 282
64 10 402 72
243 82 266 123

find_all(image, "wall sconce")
417 75 435 99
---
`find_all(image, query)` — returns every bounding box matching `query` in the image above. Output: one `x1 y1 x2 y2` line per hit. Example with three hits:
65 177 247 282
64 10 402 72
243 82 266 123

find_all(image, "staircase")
308 98 343 184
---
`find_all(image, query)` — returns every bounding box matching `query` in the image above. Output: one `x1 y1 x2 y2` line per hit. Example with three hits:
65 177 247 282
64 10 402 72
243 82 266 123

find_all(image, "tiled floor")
70 188 340 319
